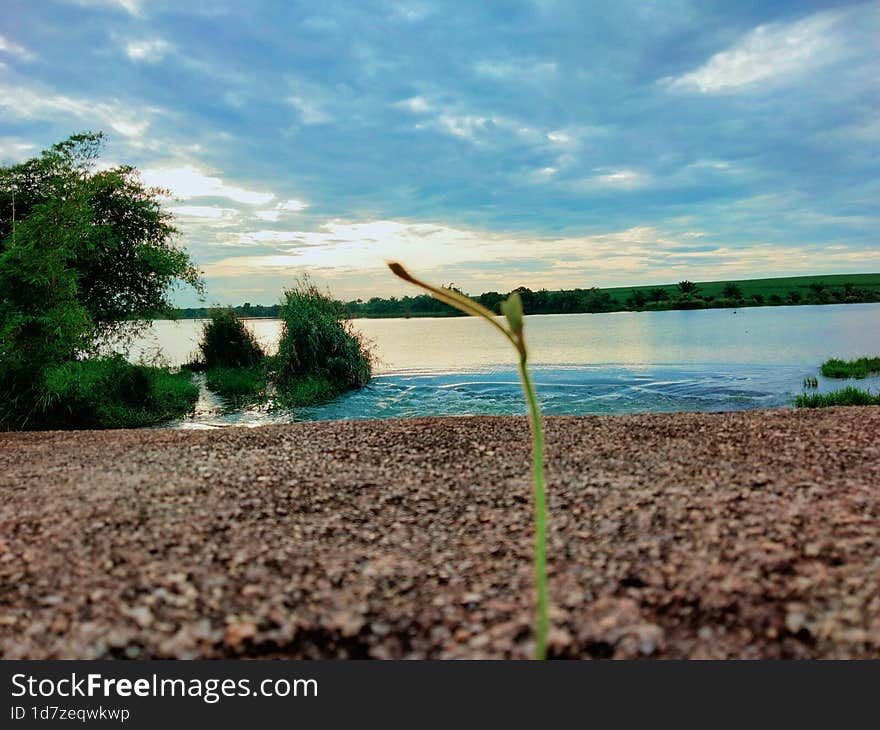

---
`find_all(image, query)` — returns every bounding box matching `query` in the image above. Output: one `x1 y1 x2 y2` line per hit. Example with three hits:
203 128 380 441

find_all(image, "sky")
1 0 878 306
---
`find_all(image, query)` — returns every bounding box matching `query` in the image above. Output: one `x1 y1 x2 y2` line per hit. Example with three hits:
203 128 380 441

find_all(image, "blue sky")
1 0 878 306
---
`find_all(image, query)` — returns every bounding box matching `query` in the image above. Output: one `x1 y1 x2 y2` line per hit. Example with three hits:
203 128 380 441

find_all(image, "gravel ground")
1 408 879 659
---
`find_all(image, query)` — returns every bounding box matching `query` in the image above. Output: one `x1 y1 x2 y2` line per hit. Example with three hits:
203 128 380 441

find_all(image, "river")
126 303 880 428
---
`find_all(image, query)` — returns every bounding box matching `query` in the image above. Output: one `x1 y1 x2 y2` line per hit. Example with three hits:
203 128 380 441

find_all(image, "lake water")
127 303 880 428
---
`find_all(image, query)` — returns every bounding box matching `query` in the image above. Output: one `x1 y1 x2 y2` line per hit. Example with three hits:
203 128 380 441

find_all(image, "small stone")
127 606 153 629
785 611 807 634
224 621 257 648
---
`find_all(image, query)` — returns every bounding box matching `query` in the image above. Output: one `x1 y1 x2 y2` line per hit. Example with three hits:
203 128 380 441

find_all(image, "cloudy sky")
1 0 878 306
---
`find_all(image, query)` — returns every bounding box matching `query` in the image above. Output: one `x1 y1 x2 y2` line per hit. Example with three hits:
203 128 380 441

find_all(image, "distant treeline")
172 273 880 320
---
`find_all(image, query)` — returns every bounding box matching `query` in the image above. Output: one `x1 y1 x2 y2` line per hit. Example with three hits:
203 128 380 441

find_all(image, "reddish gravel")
1 408 879 659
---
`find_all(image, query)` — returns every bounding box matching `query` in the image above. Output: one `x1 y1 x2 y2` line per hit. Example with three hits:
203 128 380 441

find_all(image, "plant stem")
517 353 548 660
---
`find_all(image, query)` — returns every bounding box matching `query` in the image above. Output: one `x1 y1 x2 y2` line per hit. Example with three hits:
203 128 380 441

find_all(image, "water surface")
127 303 880 427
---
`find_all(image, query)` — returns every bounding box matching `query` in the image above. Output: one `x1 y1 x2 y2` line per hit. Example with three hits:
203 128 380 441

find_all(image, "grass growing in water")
192 285 372 409
204 366 267 401
272 374 340 408
199 309 266 369
195 309 268 402
388 261 549 660
795 387 880 408
272 277 372 405
820 357 880 379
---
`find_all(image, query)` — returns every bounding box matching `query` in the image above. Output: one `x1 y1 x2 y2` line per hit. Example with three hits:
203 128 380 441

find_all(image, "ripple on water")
161 362 872 428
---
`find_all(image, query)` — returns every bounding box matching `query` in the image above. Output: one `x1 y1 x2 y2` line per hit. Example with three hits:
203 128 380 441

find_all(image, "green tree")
677 280 699 296
626 289 647 308
722 282 743 299
1 133 201 339
0 132 202 423
648 287 669 302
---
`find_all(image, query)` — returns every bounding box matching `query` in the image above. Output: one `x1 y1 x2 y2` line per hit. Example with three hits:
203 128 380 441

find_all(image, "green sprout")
388 262 550 660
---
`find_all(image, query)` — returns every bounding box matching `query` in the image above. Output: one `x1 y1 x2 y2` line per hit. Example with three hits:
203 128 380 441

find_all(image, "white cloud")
530 166 558 182
199 216 880 299
0 83 153 139
429 112 543 144
474 58 557 81
0 138 37 162
239 230 305 244
168 205 238 220
395 96 432 113
435 114 489 140
665 12 841 93
584 169 650 189
0 34 34 60
140 165 275 205
413 108 588 156
287 95 329 124
125 39 170 63
66 0 142 16
391 2 433 22
546 130 574 146
209 221 680 278
251 199 309 221
277 198 308 212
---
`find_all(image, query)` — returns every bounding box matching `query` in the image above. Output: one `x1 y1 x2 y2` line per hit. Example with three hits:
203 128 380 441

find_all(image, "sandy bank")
1 408 878 659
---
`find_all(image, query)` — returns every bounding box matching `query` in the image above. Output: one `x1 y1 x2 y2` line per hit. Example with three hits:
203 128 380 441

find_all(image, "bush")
21 355 198 429
271 278 372 399
198 309 265 369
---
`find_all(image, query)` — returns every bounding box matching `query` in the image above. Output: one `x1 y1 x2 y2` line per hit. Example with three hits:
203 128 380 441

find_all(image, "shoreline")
2 408 878 658
162 298 880 322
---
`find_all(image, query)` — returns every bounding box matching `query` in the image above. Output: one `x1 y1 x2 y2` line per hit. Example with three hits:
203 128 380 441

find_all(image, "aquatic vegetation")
189 282 371 409
195 310 269 403
204 366 267 401
803 376 818 389
820 357 880 379
795 387 880 408
388 261 550 660
271 277 372 402
271 374 340 409
199 309 266 370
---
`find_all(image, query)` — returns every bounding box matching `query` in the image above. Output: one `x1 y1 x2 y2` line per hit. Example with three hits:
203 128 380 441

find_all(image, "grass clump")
199 309 266 369
32 355 198 429
193 285 372 409
795 387 880 408
272 374 340 408
204 366 267 400
195 310 269 403
271 278 372 403
820 357 880 379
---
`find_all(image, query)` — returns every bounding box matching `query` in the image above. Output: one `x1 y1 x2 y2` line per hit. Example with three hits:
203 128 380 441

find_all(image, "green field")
603 273 880 307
